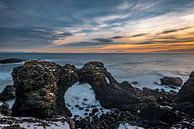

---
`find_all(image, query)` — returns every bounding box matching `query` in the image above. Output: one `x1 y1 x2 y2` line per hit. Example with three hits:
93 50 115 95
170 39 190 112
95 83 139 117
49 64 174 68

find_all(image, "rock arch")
11 60 154 118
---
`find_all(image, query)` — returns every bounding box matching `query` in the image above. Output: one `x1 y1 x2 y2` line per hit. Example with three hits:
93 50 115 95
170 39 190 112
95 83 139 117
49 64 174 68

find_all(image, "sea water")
0 53 194 92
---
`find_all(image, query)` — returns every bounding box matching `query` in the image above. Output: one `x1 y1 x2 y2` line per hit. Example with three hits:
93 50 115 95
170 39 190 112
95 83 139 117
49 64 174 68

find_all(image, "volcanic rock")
0 85 16 101
160 77 183 87
79 61 155 111
174 71 194 117
139 104 180 127
0 102 11 116
12 61 63 118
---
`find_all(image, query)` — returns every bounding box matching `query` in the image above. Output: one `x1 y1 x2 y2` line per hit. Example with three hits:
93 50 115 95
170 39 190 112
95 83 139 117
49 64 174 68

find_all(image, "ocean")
1 53 194 92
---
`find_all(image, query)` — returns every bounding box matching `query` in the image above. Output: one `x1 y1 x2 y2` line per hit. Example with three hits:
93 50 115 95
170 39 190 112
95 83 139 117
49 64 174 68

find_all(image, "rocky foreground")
0 60 194 129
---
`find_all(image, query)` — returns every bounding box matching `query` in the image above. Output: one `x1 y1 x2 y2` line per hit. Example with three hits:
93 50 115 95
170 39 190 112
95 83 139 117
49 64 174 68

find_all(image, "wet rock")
174 71 194 117
160 77 183 87
0 102 11 116
85 109 89 112
174 102 194 117
0 58 25 64
92 108 99 114
84 98 88 101
75 105 79 108
131 81 138 85
142 87 177 106
0 85 16 101
175 71 194 103
139 104 180 127
79 107 84 110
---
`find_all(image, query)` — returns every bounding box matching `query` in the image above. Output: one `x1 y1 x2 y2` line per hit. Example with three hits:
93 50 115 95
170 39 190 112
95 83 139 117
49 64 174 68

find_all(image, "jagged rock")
11 60 63 118
174 71 194 117
141 87 177 106
0 102 11 116
0 58 25 64
175 71 194 103
0 85 16 101
57 64 79 117
139 104 180 127
78 61 155 111
160 77 183 87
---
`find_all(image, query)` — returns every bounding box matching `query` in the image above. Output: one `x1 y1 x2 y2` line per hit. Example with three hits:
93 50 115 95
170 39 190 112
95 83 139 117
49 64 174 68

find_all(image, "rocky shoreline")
0 60 194 129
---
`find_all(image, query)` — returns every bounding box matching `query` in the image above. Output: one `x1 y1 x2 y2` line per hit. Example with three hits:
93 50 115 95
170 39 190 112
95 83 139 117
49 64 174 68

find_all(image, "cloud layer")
0 0 194 53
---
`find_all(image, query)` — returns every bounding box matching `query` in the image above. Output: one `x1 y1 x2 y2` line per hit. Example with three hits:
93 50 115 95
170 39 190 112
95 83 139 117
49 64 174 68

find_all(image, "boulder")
0 85 16 101
139 104 180 127
0 102 11 116
0 58 25 64
11 60 79 118
160 77 183 87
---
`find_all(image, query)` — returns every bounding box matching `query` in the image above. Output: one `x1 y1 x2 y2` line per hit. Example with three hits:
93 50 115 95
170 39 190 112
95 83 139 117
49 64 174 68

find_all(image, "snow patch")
64 82 110 120
0 115 70 129
106 77 110 84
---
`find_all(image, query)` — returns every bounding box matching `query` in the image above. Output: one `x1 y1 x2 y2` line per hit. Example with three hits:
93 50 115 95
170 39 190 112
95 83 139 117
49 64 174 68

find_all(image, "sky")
0 0 194 53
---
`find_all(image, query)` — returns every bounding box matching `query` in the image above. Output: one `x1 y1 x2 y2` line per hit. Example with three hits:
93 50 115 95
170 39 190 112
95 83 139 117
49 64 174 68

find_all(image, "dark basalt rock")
160 77 183 87
11 60 63 118
0 102 11 116
141 87 177 106
139 104 180 127
78 61 155 111
174 71 194 117
0 85 16 101
175 71 194 103
0 58 25 64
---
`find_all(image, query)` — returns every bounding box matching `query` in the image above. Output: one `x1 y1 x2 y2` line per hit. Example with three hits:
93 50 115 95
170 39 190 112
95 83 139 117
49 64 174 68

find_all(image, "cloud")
159 27 192 34
61 41 115 47
111 36 125 39
0 26 73 49
130 33 148 38
93 38 113 43
1 0 194 52
0 1 7 10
